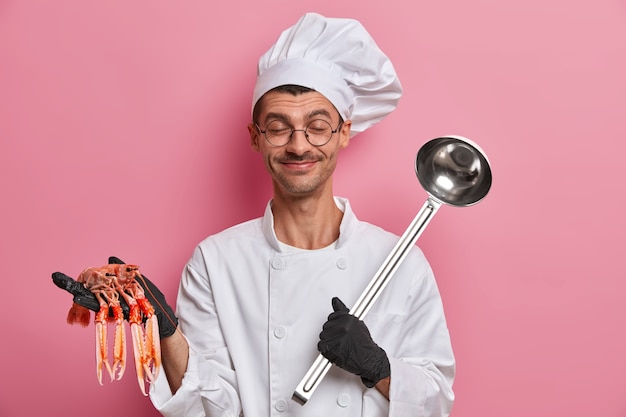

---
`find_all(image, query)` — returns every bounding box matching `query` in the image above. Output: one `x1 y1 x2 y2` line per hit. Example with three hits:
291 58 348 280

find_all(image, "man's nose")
286 129 311 150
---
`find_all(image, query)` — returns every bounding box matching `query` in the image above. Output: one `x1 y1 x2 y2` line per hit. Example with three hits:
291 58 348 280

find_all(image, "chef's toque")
252 12 402 137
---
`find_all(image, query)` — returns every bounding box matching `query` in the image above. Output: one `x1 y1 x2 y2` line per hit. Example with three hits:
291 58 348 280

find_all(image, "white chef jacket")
150 197 455 417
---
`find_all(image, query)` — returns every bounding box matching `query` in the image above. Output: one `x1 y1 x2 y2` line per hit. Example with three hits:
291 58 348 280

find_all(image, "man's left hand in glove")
317 297 391 389
52 256 178 339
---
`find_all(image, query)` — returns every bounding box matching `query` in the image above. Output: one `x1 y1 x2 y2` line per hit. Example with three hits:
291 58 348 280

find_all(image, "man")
54 12 455 417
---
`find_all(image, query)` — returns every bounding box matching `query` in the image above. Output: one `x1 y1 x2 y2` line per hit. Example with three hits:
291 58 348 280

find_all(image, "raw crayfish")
66 264 160 395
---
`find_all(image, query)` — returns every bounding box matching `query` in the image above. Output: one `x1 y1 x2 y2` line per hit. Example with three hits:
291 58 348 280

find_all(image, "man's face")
249 90 351 198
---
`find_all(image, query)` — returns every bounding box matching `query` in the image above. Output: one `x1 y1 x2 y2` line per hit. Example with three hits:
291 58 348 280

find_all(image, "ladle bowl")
416 135 492 207
293 135 493 405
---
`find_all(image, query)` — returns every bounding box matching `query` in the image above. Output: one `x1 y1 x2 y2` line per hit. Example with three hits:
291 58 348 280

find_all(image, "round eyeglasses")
256 119 343 147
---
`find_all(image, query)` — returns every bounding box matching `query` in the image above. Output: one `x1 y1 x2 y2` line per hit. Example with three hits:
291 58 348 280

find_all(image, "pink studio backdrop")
1 1 625 416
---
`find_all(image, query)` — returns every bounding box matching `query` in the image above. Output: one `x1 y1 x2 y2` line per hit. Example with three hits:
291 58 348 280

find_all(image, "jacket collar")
262 196 357 252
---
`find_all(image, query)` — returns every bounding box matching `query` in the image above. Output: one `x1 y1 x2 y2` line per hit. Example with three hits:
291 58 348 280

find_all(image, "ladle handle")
292 197 442 405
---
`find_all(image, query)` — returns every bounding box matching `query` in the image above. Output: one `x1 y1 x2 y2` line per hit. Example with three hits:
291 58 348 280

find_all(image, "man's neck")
271 192 343 250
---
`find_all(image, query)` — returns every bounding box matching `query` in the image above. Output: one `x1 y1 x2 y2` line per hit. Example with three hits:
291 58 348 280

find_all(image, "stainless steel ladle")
293 135 493 405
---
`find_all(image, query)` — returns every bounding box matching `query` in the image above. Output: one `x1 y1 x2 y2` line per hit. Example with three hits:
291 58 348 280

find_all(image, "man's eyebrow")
263 109 334 123
263 112 290 123
307 109 333 119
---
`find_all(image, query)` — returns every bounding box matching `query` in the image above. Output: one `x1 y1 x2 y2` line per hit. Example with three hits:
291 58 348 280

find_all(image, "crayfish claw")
64 264 162 395
111 305 126 380
144 315 161 382
95 321 114 384
130 322 148 396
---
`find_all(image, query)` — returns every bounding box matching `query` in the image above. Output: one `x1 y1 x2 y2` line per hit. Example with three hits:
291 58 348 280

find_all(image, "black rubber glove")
317 297 391 388
52 256 178 338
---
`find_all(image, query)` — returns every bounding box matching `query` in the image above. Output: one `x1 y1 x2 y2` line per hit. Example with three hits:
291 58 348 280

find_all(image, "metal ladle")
293 135 493 405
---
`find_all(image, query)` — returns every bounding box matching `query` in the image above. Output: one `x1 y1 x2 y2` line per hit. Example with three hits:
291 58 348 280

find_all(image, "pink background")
1 1 625 416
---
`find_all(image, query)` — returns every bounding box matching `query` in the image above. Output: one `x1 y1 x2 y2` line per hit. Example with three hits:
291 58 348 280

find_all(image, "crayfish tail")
67 303 91 327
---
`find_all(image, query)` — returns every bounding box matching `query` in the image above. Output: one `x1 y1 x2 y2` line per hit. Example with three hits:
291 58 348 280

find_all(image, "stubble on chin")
269 150 338 195
273 170 322 195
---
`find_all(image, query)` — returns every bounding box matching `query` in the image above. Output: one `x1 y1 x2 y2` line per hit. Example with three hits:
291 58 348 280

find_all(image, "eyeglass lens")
264 119 336 146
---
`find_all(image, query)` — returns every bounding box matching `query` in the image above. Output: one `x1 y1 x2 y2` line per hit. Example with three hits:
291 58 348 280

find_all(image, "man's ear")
248 123 261 151
339 120 352 149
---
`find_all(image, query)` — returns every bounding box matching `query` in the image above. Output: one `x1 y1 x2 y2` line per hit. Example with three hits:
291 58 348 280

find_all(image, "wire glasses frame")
255 119 344 147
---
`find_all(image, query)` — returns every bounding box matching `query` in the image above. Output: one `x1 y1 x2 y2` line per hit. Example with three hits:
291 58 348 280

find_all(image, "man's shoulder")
351 217 428 262
200 217 264 246
353 218 400 241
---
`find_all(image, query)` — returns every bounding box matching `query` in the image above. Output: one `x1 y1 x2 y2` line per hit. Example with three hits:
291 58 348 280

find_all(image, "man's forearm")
375 376 390 400
160 330 190 394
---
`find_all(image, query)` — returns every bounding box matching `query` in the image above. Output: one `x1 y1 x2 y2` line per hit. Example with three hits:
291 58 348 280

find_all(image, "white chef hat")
252 12 402 137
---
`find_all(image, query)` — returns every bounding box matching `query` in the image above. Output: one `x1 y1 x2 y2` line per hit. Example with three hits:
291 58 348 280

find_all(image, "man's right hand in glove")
318 297 391 395
52 256 178 339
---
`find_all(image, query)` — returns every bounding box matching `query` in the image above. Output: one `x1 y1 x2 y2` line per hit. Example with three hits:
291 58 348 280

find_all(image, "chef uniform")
150 12 455 417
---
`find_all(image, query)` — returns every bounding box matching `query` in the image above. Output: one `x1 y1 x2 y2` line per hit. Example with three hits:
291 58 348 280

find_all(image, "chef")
54 12 455 417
